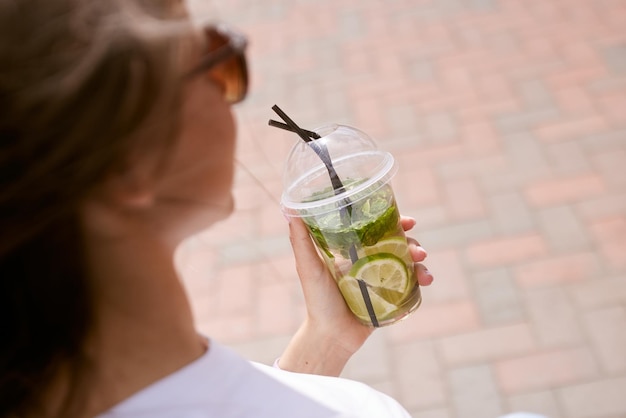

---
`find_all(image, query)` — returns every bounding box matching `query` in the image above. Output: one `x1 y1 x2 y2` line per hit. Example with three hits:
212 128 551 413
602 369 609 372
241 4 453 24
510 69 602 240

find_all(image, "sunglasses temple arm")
268 119 321 140
183 45 237 80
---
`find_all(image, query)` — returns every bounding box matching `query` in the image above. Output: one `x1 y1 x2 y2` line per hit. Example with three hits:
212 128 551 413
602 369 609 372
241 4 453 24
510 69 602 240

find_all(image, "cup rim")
280 150 397 216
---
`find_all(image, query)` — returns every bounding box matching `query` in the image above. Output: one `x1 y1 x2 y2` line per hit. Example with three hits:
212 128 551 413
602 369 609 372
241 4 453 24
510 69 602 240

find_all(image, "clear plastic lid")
281 124 397 216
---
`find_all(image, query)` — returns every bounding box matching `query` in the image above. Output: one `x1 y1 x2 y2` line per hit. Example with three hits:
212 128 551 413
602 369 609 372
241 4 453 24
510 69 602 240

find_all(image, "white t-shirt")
97 339 411 418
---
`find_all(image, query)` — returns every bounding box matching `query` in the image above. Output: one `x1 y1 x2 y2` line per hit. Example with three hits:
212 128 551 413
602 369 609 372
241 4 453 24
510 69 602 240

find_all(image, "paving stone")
439 324 536 366
255 280 299 337
421 92 474 117
524 173 607 207
557 377 626 418
396 144 465 170
386 103 420 138
589 216 626 270
338 11 365 39
215 264 255 315
420 249 471 303
582 306 626 374
517 79 554 108
230 335 293 365
460 121 501 157
478 170 535 196
409 59 436 83
501 132 551 172
534 116 609 143
576 192 626 221
603 44 626 74
596 94 626 129
544 140 593 176
257 209 288 240
448 364 504 418
409 407 452 418
488 192 536 235
471 268 525 326
553 86 595 116
458 99 521 126
568 275 626 310
536 206 591 252
496 107 561 135
467 0 497 12
438 62 475 89
465 233 548 269
546 65 608 91
394 167 442 211
440 155 509 181
343 331 392 383
589 78 626 103
387 300 480 342
579 129 626 153
200 313 256 345
415 220 495 250
364 378 396 397
217 235 292 265
495 348 599 394
443 177 487 221
523 287 584 348
391 340 447 410
424 111 459 143
406 206 449 230
514 251 602 288
506 390 563 418
590 147 626 189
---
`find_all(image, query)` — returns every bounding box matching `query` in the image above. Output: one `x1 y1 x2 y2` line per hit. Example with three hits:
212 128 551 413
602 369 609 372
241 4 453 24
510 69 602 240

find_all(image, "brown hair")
0 0 192 415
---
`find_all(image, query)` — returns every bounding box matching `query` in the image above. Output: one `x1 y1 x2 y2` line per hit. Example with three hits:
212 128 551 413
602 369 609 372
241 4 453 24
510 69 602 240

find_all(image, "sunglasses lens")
214 52 248 104
205 27 248 104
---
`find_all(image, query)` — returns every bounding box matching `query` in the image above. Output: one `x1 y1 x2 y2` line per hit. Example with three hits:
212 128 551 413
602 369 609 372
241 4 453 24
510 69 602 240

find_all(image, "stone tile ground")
180 0 626 416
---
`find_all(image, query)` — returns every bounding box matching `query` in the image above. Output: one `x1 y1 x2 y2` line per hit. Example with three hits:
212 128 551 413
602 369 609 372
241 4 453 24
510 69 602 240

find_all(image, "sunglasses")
185 24 249 104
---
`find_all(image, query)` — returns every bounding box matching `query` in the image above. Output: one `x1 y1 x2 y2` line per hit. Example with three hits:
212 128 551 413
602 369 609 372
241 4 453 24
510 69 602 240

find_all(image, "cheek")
193 109 236 189
185 81 236 161
154 78 237 202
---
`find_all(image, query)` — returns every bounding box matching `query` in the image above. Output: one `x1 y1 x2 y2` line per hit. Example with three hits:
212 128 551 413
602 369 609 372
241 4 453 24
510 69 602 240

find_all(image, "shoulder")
97 340 409 418
253 362 412 418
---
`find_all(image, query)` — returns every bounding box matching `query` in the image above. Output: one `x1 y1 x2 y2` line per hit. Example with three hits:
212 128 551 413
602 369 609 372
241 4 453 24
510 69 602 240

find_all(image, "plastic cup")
281 124 421 327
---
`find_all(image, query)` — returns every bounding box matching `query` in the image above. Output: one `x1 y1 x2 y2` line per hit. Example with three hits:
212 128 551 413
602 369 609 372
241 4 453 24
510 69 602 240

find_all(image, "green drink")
303 182 421 326
282 124 422 327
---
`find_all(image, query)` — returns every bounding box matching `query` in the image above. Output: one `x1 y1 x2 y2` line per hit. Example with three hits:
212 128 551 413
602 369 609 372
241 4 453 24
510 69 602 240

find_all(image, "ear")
96 158 158 210
103 174 154 208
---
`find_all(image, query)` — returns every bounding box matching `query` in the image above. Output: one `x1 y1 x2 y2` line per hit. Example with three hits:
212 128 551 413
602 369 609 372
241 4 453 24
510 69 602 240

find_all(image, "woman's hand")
278 215 433 376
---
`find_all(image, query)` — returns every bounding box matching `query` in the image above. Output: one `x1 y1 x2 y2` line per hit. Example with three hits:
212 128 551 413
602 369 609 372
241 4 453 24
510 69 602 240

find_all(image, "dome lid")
281 124 397 216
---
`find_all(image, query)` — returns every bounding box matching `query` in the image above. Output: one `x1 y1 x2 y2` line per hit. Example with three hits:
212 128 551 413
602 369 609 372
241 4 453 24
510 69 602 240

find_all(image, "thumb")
288 217 326 280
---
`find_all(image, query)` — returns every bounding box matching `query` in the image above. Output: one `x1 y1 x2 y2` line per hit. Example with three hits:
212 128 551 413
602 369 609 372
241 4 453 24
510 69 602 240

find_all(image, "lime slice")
349 253 410 297
359 236 413 265
337 277 398 322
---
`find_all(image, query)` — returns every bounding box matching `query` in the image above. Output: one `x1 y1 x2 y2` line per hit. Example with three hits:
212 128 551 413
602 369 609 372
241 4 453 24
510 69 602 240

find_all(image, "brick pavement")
180 0 626 417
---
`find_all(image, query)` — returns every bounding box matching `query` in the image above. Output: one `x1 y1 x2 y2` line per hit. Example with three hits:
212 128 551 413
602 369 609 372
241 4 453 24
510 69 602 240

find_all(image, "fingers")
407 237 426 262
405 235 434 286
288 214 435 289
415 263 434 286
400 216 416 231
288 217 325 277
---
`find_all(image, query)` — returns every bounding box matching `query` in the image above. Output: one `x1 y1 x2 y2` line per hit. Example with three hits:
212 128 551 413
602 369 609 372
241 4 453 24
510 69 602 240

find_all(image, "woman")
0 1 437 417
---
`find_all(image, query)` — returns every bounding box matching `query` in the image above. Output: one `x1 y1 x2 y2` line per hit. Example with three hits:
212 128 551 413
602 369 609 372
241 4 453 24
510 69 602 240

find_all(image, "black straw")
271 105 346 195
268 119 320 140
